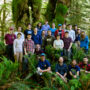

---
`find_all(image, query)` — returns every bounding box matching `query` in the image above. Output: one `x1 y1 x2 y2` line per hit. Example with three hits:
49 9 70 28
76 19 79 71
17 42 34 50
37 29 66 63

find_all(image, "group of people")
37 54 90 83
4 20 90 81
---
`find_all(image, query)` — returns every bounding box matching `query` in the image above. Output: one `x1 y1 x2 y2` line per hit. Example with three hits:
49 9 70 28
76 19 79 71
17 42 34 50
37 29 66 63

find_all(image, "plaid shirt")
24 39 35 53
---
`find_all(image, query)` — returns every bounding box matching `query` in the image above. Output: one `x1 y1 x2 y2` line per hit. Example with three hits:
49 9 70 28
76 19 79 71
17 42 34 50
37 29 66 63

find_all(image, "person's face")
75 26 77 30
45 21 48 25
41 56 45 61
38 23 42 27
72 60 77 66
62 24 66 29
65 33 69 38
17 34 21 39
27 35 31 39
52 23 55 28
81 32 85 39
59 26 62 30
57 36 60 40
34 28 37 33
18 27 22 32
83 58 88 65
77 29 81 34
68 25 72 30
42 31 45 36
10 30 13 34
28 25 31 29
59 57 64 63
36 44 40 50
48 31 51 36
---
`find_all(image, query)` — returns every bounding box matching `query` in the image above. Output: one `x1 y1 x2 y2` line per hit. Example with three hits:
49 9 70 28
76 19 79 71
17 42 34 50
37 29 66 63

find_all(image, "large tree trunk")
12 0 42 29
12 0 30 30
28 0 42 25
1 0 6 37
45 0 57 22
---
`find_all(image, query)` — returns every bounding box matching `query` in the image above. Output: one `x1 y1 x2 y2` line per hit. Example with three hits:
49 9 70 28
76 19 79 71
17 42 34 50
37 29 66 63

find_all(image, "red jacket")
54 29 65 39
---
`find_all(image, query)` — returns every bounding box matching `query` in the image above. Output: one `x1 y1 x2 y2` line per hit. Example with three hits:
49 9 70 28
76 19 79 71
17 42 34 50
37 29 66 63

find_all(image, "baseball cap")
9 27 14 31
27 31 32 35
40 53 45 56
58 24 62 27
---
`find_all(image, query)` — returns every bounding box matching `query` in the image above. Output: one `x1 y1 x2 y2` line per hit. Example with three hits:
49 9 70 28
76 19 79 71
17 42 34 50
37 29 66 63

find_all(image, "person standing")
5 27 16 61
14 26 24 40
55 24 65 39
32 28 42 45
62 23 67 32
24 32 35 55
13 33 24 71
44 30 55 47
50 23 57 36
67 24 75 42
24 23 33 38
37 22 42 36
42 20 50 35
80 31 89 53
63 31 72 60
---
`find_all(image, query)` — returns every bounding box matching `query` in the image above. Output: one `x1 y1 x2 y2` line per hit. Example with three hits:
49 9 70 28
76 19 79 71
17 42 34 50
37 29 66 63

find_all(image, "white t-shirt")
53 40 64 49
13 38 24 54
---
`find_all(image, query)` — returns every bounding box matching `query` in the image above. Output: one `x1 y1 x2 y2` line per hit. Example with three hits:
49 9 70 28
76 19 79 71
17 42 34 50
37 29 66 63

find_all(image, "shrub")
72 44 86 62
0 56 18 85
0 41 6 55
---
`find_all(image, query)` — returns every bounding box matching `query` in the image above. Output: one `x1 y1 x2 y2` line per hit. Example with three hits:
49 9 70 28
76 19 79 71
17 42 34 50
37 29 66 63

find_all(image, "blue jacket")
80 36 89 50
32 33 42 45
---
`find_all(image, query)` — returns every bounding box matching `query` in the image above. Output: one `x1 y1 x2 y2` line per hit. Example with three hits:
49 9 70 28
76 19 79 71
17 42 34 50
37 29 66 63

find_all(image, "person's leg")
19 52 23 71
63 49 66 56
11 44 15 62
16 52 19 62
68 49 71 60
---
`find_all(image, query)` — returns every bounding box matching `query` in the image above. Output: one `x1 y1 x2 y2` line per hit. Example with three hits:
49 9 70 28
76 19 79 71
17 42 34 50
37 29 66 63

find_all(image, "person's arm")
13 39 16 55
76 66 80 76
85 71 90 73
73 31 75 41
62 41 64 49
53 40 56 48
56 72 67 83
40 67 51 72
68 42 72 51
64 73 67 77
24 41 27 55
76 71 80 76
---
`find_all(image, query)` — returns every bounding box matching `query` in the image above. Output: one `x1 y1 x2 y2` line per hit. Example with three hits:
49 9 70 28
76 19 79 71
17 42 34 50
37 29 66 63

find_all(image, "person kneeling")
68 60 80 79
55 57 67 83
37 53 51 75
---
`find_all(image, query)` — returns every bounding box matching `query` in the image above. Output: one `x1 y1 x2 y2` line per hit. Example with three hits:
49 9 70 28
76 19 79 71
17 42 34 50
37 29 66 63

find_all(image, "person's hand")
85 71 88 73
25 52 28 55
68 48 70 52
73 75 77 78
39 69 44 73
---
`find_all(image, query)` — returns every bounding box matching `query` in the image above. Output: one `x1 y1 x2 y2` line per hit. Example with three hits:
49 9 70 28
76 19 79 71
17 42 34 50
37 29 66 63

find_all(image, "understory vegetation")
0 42 90 90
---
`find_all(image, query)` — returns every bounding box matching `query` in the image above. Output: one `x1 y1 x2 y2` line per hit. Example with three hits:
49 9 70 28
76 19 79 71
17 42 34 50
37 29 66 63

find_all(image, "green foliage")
24 54 38 80
56 3 68 16
0 56 18 85
0 41 6 55
53 3 68 25
69 79 81 90
72 44 86 62
45 45 61 61
8 82 30 90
